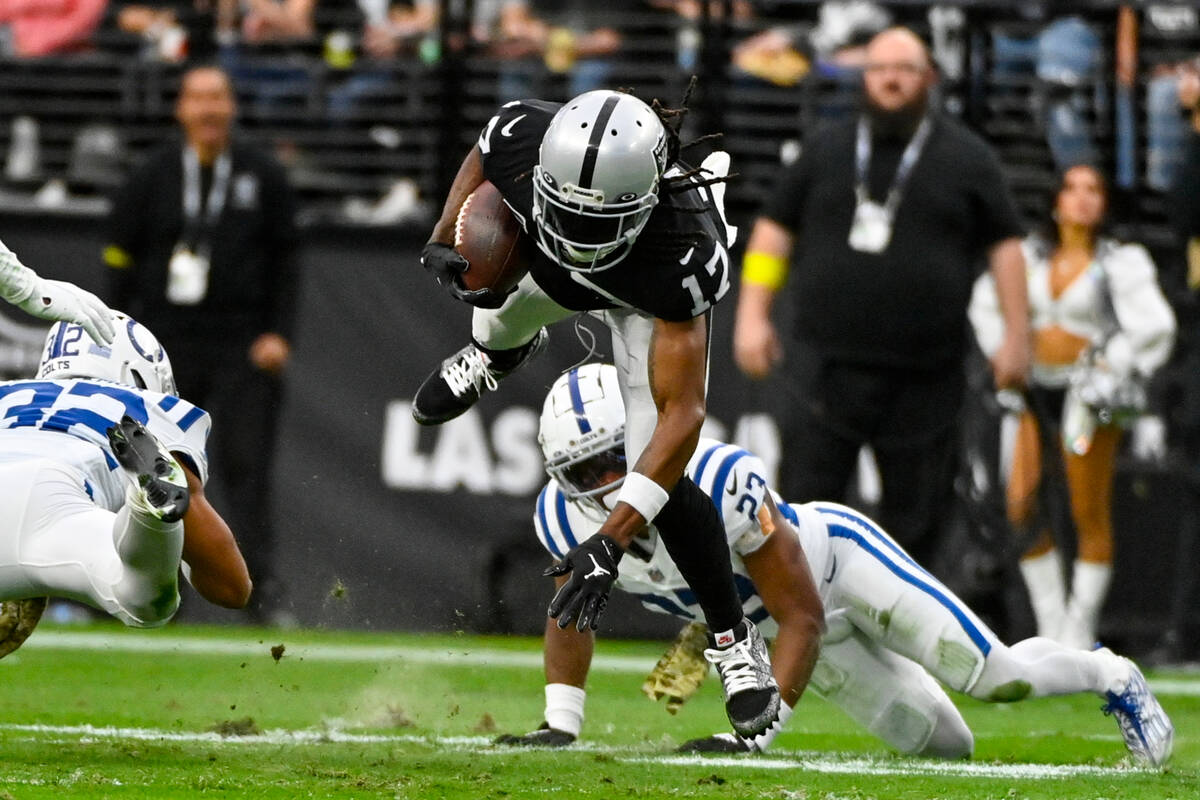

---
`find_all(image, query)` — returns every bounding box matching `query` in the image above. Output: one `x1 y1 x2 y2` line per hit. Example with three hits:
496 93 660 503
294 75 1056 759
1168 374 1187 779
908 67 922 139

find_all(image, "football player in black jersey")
412 88 784 738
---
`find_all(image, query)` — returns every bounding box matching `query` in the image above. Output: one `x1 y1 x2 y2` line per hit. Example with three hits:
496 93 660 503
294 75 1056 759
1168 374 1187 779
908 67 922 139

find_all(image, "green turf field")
0 622 1194 799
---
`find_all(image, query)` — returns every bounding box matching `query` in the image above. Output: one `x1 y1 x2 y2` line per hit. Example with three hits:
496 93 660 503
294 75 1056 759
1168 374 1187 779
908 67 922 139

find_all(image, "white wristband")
616 472 669 522
544 683 585 737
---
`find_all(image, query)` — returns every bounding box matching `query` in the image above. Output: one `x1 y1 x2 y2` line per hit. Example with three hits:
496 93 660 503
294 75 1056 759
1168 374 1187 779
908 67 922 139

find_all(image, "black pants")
166 335 282 612
779 346 965 568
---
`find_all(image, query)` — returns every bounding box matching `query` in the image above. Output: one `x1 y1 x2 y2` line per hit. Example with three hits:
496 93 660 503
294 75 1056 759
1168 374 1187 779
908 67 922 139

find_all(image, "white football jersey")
533 438 832 637
0 378 210 512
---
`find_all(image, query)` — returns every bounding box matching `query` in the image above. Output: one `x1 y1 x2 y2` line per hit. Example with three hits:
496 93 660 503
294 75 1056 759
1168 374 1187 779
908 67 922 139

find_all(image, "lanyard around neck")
854 116 932 214
182 147 232 225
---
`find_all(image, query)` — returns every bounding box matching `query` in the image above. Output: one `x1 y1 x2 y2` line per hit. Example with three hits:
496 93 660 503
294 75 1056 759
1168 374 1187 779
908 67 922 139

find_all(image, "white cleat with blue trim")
1100 652 1174 767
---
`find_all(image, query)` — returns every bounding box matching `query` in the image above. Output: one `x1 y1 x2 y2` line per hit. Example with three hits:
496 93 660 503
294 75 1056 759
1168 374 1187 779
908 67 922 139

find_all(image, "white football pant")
813 504 1128 755
0 459 183 627
471 275 668 462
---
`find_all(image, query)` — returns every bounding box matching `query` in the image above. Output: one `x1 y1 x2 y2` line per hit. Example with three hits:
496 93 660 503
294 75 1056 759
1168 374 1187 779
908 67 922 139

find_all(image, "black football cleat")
704 618 781 739
412 328 548 425
106 415 189 523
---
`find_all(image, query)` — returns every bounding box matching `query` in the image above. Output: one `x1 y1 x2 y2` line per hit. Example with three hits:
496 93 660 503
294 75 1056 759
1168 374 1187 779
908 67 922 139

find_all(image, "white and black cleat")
107 415 189 523
704 618 781 739
412 328 547 425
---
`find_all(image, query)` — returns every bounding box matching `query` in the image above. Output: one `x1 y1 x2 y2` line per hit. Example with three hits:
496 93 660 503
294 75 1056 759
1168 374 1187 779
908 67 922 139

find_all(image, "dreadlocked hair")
647 77 738 197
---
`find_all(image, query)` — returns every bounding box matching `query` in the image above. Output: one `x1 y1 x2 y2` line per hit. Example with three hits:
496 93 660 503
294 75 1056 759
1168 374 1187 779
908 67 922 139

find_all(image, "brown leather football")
453 180 531 298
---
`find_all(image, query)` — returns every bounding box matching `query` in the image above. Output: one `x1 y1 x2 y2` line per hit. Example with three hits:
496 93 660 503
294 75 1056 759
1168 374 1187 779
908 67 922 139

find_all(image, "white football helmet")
38 312 176 395
532 90 668 273
539 363 627 510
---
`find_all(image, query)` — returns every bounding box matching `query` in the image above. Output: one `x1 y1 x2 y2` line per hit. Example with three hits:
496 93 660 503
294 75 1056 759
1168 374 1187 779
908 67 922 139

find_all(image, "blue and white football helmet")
539 363 627 510
532 90 668 273
38 311 176 395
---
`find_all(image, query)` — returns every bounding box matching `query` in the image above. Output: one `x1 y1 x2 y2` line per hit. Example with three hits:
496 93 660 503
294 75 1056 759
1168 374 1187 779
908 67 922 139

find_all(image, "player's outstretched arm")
597 316 708 550
742 493 824 710
177 462 252 609
0 240 115 344
498 575 594 746
420 146 487 303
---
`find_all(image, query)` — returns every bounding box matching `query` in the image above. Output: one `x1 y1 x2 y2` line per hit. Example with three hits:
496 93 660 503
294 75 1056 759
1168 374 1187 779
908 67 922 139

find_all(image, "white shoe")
1102 656 1174 767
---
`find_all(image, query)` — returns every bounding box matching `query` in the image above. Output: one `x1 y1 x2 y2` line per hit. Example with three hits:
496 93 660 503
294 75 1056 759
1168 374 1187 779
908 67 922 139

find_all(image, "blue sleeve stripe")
554 491 578 548
827 521 992 656
635 593 695 619
158 395 179 412
708 449 750 509
566 368 591 434
536 487 563 559
817 504 923 573
691 442 722 487
177 407 205 432
779 502 800 526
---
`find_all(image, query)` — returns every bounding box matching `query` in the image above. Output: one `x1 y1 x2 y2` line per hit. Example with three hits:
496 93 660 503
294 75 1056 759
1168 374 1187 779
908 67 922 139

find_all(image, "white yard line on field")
0 723 1155 780
18 630 653 672
18 630 1200 696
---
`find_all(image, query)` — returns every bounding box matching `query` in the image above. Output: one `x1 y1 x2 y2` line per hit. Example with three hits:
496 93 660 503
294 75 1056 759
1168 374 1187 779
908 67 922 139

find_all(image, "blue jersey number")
734 471 767 521
0 381 149 438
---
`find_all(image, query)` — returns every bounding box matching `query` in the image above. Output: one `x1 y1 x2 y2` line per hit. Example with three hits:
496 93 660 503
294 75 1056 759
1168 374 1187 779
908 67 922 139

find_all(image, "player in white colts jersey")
1 236 115 344
0 312 251 656
497 364 1173 767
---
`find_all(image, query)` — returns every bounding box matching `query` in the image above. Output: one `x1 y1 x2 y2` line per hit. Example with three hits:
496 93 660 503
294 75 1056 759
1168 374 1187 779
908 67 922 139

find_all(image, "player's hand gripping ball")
449 180 531 308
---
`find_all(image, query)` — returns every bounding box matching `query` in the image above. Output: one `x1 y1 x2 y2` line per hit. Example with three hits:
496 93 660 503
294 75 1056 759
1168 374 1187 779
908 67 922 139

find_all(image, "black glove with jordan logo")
545 534 622 632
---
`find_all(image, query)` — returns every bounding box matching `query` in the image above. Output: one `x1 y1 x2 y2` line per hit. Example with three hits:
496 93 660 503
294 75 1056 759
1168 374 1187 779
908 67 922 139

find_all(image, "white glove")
16 277 116 345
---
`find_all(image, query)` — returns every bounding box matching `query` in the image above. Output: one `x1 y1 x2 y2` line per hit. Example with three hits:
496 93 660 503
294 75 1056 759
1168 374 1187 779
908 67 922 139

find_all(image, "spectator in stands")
0 0 107 56
116 0 232 62
1146 56 1200 192
731 27 1030 570
325 1 433 123
970 164 1176 650
220 0 316 120
729 1 890 120
103 64 299 622
487 0 625 103
990 13 1105 176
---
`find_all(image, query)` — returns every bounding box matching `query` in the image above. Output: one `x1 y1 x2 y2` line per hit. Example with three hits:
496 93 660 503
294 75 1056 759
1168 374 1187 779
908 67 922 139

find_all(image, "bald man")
732 27 1030 568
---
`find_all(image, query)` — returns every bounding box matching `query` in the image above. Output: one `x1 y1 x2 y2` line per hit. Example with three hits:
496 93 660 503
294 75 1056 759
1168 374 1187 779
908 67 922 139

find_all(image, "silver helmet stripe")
577 94 621 189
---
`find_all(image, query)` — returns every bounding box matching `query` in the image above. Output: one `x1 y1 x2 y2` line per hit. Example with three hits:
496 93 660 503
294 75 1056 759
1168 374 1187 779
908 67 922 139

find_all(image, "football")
453 180 531 302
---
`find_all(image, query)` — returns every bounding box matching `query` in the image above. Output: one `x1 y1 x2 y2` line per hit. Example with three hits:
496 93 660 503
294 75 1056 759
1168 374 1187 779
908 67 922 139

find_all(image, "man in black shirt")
733 27 1030 567
104 65 299 620
413 89 785 741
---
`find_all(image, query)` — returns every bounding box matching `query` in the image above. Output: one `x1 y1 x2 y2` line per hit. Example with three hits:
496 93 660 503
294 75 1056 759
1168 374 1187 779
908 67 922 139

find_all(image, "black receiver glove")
545 534 622 632
419 242 507 308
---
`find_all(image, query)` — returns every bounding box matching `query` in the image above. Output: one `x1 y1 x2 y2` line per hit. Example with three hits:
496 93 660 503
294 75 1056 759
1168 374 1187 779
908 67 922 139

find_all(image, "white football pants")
811 503 1125 756
471 274 664 461
0 459 183 627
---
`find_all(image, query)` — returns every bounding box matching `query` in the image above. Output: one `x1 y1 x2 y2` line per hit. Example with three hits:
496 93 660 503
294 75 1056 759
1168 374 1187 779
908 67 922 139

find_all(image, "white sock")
1063 560 1112 650
979 638 1118 700
1019 550 1066 640
110 495 184 625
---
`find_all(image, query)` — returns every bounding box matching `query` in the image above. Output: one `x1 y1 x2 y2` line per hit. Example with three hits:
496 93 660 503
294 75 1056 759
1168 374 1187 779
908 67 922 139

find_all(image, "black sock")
653 476 744 632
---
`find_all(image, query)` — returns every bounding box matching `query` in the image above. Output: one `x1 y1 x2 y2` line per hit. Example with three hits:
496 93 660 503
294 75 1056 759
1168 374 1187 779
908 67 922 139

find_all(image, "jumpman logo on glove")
545 534 623 632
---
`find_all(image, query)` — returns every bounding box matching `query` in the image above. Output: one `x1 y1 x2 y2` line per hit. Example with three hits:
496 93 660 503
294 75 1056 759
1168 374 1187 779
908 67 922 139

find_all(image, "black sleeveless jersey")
477 100 734 322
